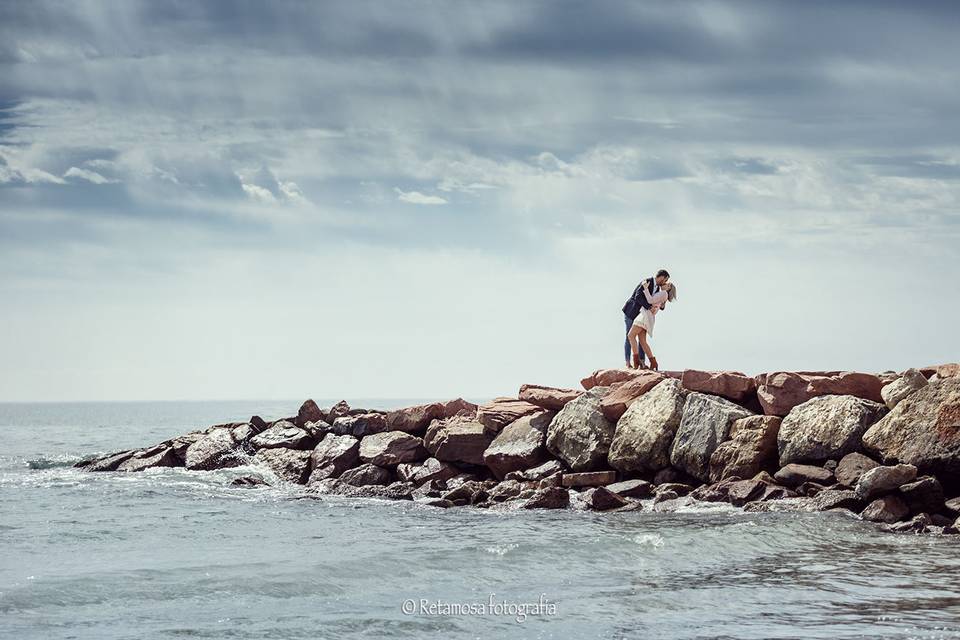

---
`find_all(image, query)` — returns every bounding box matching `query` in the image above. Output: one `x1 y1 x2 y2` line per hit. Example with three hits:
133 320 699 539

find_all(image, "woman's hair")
666 283 678 301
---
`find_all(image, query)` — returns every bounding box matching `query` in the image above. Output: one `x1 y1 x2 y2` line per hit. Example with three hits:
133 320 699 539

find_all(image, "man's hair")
656 269 670 279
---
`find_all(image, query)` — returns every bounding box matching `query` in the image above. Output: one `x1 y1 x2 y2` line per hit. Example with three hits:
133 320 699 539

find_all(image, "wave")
25 455 85 470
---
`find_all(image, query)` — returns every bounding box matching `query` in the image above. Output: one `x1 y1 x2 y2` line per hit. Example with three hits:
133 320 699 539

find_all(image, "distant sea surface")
2 400 960 640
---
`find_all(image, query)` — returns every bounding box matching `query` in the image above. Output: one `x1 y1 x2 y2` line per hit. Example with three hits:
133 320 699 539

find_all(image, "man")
622 269 670 368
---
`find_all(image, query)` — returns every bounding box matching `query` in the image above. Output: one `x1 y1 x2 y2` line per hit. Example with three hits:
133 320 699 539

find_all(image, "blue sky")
1 1 958 401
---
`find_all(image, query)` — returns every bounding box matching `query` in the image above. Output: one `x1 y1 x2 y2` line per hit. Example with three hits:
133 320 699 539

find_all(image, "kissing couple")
622 268 677 371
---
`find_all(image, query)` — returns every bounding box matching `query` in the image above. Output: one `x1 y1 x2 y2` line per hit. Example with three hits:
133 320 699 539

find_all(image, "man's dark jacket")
622 277 656 322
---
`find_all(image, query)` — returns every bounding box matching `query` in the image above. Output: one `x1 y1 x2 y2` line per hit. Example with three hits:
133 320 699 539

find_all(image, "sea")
2 400 960 640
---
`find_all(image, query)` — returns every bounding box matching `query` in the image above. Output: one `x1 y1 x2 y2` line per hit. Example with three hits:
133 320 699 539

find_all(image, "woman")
627 282 676 371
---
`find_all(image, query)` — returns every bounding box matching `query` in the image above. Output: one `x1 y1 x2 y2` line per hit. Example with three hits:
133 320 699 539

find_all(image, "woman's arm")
641 287 668 306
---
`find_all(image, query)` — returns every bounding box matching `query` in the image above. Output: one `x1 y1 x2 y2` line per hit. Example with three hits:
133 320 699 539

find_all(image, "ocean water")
2 400 960 640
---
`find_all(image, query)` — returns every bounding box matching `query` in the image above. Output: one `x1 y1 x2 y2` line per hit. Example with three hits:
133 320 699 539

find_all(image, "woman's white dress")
631 289 668 338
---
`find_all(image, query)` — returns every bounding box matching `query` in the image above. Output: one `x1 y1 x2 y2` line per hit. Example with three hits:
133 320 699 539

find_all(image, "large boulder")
424 415 494 465
252 448 312 483
608 379 686 474
777 395 887 466
249 421 314 450
854 463 917 501
881 369 928 410
482 410 553 479
581 368 643 391
330 413 389 438
756 372 818 417
834 452 880 488
806 372 884 404
476 398 541 434
185 428 243 471
116 446 179 472
669 392 753 482
307 433 360 482
681 370 757 403
519 384 581 410
546 387 615 472
861 495 909 523
600 370 666 421
296 399 325 427
358 431 428 467
385 398 477 433
708 415 781 481
899 476 945 515
862 378 960 483
82 450 139 472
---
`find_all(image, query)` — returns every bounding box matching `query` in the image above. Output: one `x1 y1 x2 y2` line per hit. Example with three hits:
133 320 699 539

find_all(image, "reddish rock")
561 470 617 488
518 384 581 411
708 415 782 481
581 368 644 391
385 398 478 433
327 400 352 422
606 479 653 498
600 371 666 421
580 487 629 511
396 457 459 485
330 413 388 438
296 399 324 427
359 431 428 467
756 372 817 417
773 463 834 488
937 363 960 378
423 415 494 465
339 463 393 486
476 398 542 433
861 495 909 523
252 448 312 484
504 460 565 482
806 372 884 403
834 452 880 488
307 434 360 482
854 464 917 501
681 370 757 403
522 486 570 509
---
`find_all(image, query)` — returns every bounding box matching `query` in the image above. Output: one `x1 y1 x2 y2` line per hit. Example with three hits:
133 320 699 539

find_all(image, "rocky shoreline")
77 364 960 535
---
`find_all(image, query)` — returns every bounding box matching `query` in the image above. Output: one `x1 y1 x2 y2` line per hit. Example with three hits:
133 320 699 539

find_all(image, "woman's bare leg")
627 325 643 368
637 330 657 370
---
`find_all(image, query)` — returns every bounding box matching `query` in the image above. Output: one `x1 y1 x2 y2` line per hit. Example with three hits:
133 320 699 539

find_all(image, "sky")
1 0 958 402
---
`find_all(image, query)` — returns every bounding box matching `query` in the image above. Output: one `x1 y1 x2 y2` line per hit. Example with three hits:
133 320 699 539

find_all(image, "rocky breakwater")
76 363 960 534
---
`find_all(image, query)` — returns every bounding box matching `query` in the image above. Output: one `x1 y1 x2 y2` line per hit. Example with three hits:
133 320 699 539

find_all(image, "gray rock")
396 457 459 485
773 463 834 488
855 464 918 500
777 395 887 466
442 480 490 506
605 479 653 498
708 415 782 482
521 486 570 509
546 387 615 472
810 489 863 512
862 378 960 479
82 449 138 472
504 459 565 482
898 476 944 514
424 415 494 465
608 379 686 474
881 368 928 410
116 446 179 472
487 479 524 502
482 410 553 479
561 471 617 488
580 487 629 511
339 463 393 486
307 433 360 482
185 428 243 471
252 447 312 483
880 513 933 534
330 413 388 438
249 421 314 450
861 495 909 523
669 392 753 482
834 452 880 488
358 431 427 467
296 399 325 427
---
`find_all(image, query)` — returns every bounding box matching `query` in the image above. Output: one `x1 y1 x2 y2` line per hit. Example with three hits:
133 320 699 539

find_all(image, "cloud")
394 187 448 205
64 166 117 184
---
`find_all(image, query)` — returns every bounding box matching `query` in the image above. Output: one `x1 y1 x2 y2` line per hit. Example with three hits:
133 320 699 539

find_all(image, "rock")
561 471 617 488
581 368 643 391
301 420 330 440
743 498 815 513
116 446 179 472
538 472 562 489
795 481 828 497
855 464 918 501
249 421 314 450
339 463 393 486
756 372 818 417
546 387 616 472
810 489 863 512
806 371 884 404
307 433 360 482
653 467 687 485
519 384 581 410
880 513 933 534
82 450 139 472
249 415 269 432
230 423 259 448
862 378 960 481
358 431 427 467
442 480 489 506
522 486 570 509
504 460 565 482
608 379 686 474
487 479 524 502
605 479 653 498
476 398 541 433
834 452 880 488
774 463 834 488
327 400 351 422
655 482 694 497
252 448 312 483
482 411 553 479
945 497 960 514
681 370 757 403
296 399 325 427
726 478 769 507
777 395 887 466
899 476 945 515
934 363 960 379
230 475 269 487
396 457 459 485
185 428 242 471
329 413 389 438
881 369 929 410
861 495 909 523
669 392 753 482
708 415 781 481
423 415 494 465
580 487 629 511
600 370 666 421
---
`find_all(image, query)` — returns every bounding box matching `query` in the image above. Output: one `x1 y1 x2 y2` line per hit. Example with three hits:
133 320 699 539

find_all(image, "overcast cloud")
1 1 957 402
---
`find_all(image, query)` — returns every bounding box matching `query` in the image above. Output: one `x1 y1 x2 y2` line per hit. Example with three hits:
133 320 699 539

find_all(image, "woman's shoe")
649 356 659 371
631 352 641 369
